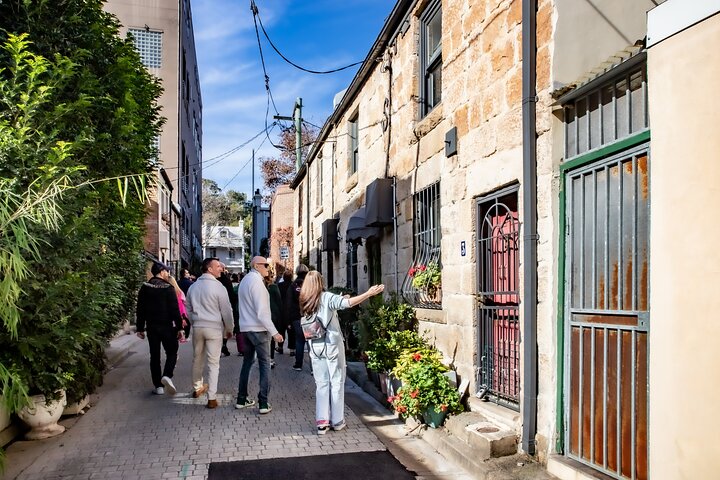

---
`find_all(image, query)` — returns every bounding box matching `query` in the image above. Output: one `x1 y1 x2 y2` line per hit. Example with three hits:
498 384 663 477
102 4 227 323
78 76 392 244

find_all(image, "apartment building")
290 0 720 478
105 0 203 272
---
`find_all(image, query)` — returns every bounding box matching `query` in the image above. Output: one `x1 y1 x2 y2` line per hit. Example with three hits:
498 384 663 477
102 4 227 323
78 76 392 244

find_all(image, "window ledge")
411 104 444 144
415 307 445 324
344 172 358 193
313 206 324 218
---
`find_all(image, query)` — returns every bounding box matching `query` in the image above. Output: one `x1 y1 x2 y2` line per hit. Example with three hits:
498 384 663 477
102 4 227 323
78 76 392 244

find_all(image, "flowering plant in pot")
409 263 441 298
389 349 462 427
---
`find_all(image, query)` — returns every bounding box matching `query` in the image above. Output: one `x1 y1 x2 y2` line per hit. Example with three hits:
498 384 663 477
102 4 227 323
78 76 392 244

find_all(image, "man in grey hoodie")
186 257 234 408
235 256 284 414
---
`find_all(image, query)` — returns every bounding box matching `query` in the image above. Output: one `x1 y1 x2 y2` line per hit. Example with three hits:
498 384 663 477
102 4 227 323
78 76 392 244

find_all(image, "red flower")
440 404 448 412
397 405 407 413
410 389 419 399
418 264 427 272
408 266 416 277
412 353 422 361
388 396 396 403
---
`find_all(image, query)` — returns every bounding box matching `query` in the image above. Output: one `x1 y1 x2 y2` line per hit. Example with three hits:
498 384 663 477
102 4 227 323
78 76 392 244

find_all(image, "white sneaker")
153 387 165 395
161 376 176 395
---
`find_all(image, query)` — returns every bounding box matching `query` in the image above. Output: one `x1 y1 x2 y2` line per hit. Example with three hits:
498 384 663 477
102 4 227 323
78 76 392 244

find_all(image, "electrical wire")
220 121 276 191
253 4 363 75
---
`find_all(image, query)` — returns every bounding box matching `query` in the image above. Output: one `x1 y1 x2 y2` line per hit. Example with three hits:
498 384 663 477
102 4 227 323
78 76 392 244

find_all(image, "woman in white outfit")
299 271 385 435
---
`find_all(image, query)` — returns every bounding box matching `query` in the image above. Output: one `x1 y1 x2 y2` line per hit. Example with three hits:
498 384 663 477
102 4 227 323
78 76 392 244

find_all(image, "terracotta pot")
17 391 67 440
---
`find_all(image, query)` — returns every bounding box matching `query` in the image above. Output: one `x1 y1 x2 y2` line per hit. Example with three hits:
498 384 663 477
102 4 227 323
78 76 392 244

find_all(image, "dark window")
348 112 358 174
297 184 303 227
367 240 382 286
346 242 358 292
421 0 442 116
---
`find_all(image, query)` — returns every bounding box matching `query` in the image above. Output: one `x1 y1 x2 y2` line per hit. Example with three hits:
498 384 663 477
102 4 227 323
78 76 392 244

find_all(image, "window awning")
346 207 380 243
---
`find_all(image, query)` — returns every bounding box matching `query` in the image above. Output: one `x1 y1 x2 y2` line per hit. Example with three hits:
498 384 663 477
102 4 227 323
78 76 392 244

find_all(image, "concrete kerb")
344 365 477 480
344 361 557 480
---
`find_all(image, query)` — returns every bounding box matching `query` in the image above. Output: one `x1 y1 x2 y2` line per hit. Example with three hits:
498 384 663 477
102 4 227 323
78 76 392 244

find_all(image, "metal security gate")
476 186 520 409
564 145 649 479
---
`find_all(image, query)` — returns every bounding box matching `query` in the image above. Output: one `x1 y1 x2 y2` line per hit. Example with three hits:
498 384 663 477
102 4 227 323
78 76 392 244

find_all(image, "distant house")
203 224 245 273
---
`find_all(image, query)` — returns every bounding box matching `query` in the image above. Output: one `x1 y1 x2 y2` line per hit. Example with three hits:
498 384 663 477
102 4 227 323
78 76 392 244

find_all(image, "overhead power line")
251 1 364 75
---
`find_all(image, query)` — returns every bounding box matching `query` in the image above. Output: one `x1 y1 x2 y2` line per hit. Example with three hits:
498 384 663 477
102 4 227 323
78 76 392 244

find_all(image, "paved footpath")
2 333 475 480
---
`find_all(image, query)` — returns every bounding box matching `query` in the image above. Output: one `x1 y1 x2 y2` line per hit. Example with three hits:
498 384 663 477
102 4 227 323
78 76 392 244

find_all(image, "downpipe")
521 0 538 456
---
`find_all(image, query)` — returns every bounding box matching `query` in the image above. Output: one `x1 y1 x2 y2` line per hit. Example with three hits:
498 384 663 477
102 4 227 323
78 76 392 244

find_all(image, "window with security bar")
401 182 441 309
128 28 162 69
563 63 648 160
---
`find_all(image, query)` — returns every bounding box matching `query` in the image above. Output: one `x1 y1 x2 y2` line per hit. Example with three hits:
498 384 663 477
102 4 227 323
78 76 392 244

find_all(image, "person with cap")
186 257 234 408
235 256 284 414
136 262 184 395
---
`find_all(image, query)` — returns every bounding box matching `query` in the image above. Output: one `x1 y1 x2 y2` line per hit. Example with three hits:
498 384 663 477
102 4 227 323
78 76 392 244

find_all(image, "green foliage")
358 295 417 372
366 329 426 373
389 349 463 420
0 0 163 430
409 262 441 293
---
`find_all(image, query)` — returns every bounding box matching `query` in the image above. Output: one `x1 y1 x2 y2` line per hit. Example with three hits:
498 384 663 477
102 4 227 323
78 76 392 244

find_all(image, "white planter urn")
17 390 67 440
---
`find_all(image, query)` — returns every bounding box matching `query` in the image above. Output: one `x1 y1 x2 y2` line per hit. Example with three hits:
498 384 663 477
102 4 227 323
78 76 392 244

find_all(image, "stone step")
444 411 518 459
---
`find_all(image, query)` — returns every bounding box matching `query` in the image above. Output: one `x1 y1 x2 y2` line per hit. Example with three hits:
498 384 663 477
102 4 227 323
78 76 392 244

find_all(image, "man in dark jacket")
286 264 309 370
178 268 194 295
136 262 184 395
217 263 239 356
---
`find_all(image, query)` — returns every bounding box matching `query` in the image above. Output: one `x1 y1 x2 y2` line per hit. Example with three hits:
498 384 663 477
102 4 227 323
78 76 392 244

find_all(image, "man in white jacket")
186 257 234 408
235 256 284 414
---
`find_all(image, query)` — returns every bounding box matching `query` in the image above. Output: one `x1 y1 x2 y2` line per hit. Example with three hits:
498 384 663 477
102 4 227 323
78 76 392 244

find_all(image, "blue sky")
192 0 394 197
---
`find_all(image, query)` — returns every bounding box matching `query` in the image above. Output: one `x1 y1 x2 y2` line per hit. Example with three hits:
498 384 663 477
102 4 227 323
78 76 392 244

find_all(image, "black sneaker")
235 398 255 409
221 347 231 357
292 365 302 371
259 403 272 414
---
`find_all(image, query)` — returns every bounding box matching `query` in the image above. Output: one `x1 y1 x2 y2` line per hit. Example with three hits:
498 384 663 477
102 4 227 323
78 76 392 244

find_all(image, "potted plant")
357 296 417 392
366 330 426 395
389 349 463 428
409 263 442 300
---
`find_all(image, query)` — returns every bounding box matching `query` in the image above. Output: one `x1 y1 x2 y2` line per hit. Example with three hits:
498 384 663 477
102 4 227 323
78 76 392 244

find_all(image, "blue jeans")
292 320 306 367
237 331 271 404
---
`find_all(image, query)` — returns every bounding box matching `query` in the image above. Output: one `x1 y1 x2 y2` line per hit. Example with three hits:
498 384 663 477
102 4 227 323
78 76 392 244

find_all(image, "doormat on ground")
208 450 416 479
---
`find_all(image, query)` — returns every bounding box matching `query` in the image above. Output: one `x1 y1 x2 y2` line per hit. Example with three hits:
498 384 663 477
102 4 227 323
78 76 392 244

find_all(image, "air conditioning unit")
159 229 170 250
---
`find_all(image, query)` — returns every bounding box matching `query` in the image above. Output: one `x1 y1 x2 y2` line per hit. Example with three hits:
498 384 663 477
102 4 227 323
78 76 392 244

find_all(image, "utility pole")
294 97 302 170
251 149 255 258
273 97 303 170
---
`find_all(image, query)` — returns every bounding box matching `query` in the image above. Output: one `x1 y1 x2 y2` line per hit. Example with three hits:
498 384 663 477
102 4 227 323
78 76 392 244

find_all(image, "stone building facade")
289 0 720 478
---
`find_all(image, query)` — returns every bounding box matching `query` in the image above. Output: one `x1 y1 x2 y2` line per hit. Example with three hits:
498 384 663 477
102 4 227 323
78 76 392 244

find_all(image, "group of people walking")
134 255 384 434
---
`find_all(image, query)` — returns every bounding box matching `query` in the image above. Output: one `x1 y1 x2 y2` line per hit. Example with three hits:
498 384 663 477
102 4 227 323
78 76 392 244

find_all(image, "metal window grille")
401 182 441 309
564 65 648 160
421 0 442 116
128 28 162 69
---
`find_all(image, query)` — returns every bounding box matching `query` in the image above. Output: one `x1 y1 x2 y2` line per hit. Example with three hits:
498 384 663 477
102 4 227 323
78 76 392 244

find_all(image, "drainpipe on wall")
521 0 538 456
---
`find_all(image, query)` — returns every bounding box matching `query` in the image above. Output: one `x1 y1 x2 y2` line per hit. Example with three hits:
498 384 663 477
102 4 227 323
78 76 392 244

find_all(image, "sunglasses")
263 263 270 268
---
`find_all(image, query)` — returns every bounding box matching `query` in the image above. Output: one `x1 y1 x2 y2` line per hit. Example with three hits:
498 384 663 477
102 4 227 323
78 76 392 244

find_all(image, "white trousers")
191 327 222 400
310 334 346 426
